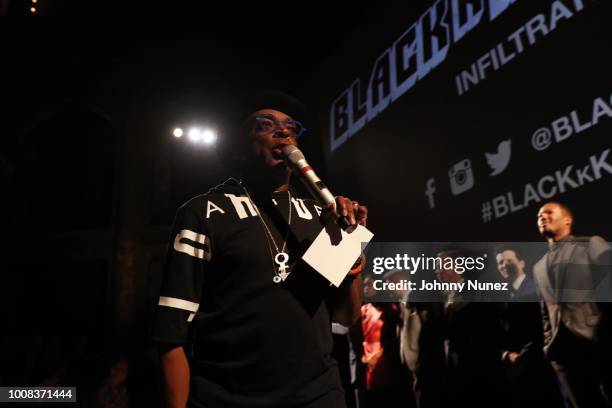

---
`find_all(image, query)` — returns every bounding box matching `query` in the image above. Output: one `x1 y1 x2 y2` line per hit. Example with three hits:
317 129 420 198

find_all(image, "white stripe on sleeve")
158 296 200 314
173 229 212 261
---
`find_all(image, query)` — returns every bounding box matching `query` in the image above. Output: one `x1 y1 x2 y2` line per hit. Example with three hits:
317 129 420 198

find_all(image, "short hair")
493 245 523 261
543 201 574 219
436 247 464 259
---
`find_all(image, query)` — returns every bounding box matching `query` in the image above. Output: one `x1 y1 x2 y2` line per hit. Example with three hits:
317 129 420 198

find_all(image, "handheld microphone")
282 145 356 233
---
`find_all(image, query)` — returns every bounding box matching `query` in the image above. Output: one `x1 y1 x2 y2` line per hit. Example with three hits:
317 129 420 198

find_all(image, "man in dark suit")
398 298 446 408
399 249 506 408
496 247 536 300
533 201 612 407
495 246 563 407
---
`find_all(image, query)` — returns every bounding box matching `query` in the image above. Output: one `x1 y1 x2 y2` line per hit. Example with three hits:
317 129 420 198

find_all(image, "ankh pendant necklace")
244 188 293 283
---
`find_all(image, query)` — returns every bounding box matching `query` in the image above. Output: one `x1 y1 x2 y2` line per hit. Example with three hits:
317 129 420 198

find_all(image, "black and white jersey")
152 178 343 407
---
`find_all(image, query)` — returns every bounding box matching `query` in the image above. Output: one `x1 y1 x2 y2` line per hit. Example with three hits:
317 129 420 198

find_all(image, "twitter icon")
486 139 511 176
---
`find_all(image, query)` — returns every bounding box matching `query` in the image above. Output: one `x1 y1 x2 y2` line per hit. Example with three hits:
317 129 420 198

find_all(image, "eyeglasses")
252 114 306 139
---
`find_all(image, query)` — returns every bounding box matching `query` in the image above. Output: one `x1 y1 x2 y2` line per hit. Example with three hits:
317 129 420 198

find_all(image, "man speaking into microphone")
151 90 368 408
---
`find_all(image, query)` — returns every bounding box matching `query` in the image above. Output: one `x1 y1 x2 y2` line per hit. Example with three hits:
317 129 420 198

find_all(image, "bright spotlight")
173 128 183 138
188 128 202 142
202 129 217 144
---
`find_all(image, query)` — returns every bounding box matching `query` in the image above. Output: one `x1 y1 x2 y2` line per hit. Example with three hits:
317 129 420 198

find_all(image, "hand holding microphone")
282 145 368 233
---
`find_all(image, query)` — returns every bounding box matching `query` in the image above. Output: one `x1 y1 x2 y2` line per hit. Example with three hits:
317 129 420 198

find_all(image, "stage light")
32 0 38 3
188 128 202 142
202 129 217 144
30 6 37 12
175 125 216 145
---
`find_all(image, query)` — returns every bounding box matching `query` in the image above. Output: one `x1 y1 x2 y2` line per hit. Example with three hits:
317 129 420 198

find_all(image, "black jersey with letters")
152 179 344 407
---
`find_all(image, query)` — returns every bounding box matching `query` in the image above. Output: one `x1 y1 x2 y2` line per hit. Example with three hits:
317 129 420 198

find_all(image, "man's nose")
273 129 291 138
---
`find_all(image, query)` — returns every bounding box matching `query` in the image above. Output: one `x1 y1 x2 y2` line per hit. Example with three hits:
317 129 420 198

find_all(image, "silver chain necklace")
243 188 293 283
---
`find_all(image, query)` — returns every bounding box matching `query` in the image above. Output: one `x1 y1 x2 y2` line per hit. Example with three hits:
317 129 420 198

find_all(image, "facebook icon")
425 178 436 209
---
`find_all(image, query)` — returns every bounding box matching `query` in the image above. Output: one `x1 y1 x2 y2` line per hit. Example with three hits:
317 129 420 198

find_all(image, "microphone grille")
282 145 305 163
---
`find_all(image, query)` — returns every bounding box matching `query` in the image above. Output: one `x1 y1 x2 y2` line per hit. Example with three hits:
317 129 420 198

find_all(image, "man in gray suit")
533 201 611 407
